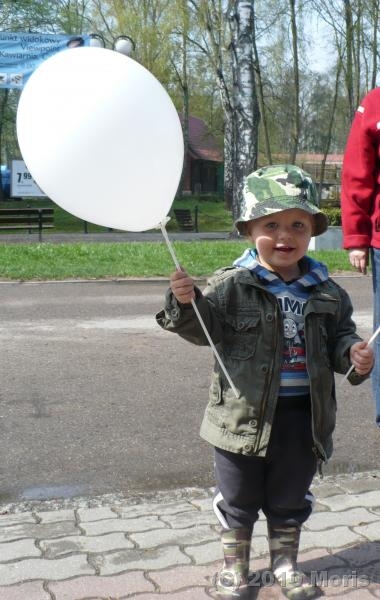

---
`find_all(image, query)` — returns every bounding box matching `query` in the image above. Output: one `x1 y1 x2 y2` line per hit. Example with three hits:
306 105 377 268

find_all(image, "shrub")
322 207 341 226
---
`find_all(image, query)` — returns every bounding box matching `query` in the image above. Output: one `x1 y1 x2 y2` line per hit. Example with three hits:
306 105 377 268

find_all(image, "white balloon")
16 47 184 232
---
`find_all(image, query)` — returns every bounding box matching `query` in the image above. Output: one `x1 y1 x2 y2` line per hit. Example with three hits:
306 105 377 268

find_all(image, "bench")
0 207 54 241
173 207 199 232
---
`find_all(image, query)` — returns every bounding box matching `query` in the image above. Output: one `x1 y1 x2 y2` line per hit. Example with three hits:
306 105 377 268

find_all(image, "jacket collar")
233 248 329 288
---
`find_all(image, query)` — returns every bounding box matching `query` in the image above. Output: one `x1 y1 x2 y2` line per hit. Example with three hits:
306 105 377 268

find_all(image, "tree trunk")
189 0 235 208
177 1 190 196
253 34 272 165
371 0 379 89
317 61 342 204
344 0 355 120
213 61 234 208
289 0 300 164
223 113 235 209
228 0 260 222
354 1 362 107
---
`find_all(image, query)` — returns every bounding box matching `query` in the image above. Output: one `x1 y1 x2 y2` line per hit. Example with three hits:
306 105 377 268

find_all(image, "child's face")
245 208 314 280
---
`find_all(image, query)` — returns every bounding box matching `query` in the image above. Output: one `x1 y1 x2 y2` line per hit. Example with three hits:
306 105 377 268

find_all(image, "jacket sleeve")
341 89 379 249
332 285 371 385
155 280 224 346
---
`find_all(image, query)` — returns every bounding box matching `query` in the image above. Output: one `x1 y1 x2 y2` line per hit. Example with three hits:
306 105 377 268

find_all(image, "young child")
156 164 373 599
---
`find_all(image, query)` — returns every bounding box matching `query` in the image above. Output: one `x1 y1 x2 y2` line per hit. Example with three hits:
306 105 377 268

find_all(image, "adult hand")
170 269 195 304
348 248 369 274
350 341 374 375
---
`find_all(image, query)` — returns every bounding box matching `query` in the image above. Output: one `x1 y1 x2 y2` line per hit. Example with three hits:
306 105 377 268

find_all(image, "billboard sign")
0 32 90 89
11 159 47 197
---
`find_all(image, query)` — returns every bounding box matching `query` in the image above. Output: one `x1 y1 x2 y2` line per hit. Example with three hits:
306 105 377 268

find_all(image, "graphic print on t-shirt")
277 293 309 395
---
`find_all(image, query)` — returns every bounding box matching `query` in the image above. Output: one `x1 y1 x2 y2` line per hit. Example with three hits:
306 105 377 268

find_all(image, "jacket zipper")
255 297 282 453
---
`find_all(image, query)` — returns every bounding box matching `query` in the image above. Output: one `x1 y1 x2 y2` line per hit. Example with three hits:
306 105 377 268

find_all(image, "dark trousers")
370 248 380 424
213 396 317 530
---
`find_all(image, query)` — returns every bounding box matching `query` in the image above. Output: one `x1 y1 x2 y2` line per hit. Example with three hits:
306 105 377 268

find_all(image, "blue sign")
0 32 91 89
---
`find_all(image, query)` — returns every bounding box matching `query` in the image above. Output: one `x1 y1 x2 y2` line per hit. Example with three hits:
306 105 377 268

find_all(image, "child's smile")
275 245 295 253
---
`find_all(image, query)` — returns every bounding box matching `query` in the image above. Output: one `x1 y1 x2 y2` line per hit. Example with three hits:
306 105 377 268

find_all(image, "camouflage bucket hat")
235 164 328 237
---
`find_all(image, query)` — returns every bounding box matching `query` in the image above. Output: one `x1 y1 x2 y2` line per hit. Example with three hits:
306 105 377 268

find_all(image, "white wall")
308 226 343 251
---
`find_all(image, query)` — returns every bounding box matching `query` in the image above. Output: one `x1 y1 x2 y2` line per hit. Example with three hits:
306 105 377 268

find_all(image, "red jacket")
341 87 380 250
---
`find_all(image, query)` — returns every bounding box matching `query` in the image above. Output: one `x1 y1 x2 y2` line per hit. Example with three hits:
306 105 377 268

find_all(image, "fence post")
194 205 199 232
38 208 42 242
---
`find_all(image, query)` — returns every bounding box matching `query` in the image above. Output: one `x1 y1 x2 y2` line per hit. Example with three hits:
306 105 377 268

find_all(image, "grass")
0 241 357 280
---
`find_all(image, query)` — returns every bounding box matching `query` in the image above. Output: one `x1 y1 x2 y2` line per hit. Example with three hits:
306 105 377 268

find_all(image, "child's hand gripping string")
340 326 378 384
170 269 196 304
349 340 374 375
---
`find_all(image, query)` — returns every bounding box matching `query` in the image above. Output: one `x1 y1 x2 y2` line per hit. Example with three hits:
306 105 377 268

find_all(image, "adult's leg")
370 247 380 425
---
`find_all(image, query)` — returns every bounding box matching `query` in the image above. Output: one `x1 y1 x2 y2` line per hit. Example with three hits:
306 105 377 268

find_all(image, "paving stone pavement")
1 471 380 599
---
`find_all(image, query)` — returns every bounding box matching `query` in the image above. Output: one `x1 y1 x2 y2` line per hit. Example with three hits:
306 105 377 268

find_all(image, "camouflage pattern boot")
267 523 322 599
215 528 251 599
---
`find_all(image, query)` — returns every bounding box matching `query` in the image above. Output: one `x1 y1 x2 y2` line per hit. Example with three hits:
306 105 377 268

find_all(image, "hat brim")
235 199 328 237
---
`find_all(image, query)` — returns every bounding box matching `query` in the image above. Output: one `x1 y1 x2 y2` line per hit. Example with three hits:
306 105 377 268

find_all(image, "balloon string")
340 324 380 385
160 220 239 398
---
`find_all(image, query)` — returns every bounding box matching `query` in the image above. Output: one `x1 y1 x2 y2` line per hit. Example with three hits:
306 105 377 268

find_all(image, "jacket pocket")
223 312 261 360
209 370 223 405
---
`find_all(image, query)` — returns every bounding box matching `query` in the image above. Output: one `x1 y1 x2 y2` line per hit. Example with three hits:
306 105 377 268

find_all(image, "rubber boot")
267 523 322 599
215 527 252 599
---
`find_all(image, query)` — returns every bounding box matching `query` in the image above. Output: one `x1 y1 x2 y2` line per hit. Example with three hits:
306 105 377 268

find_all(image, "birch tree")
228 1 259 220
188 0 259 220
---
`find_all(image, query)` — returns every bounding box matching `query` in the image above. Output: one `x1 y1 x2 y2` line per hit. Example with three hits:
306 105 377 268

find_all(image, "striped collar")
233 248 329 291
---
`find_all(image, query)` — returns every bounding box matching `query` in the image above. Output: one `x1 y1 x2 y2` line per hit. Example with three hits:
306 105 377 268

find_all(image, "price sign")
11 159 47 197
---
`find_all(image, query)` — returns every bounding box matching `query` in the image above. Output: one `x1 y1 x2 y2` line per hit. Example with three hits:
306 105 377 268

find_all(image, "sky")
305 14 333 73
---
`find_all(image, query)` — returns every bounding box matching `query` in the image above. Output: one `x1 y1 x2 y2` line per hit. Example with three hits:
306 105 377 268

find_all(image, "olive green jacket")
156 266 368 462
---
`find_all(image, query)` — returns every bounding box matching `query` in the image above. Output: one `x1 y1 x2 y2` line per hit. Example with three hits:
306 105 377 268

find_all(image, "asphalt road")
0 276 378 504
